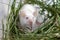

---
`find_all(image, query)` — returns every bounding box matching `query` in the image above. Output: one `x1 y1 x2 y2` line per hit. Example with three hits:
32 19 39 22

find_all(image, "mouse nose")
29 21 32 25
28 19 33 28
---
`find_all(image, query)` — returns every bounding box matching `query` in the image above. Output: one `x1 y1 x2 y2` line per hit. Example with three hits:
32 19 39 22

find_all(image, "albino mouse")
19 4 43 32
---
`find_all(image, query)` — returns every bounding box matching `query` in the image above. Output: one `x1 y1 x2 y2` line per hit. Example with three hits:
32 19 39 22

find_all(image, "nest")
4 0 60 40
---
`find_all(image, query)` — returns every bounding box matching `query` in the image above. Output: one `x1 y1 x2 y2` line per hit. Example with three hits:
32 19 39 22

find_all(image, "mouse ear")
33 4 40 17
34 4 40 11
19 11 26 17
33 10 38 17
33 11 37 16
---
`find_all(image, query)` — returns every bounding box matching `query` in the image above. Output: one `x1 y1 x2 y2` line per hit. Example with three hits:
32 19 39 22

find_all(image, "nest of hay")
4 0 60 40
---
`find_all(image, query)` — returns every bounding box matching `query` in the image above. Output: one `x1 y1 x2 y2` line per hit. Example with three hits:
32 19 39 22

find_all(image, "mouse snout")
29 19 32 25
28 19 33 27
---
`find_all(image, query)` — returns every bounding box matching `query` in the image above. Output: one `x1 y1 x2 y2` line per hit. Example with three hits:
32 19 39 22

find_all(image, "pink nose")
29 21 32 25
28 20 33 28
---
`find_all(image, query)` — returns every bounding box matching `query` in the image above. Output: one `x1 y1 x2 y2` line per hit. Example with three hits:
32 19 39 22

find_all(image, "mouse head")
19 4 39 31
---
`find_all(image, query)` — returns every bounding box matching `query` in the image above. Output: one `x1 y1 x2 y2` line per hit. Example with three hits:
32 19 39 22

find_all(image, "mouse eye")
26 17 29 19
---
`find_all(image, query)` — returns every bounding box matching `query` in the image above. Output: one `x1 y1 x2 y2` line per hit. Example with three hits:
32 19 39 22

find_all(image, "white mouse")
19 4 44 32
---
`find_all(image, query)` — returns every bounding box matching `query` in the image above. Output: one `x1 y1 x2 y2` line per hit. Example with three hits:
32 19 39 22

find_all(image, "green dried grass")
4 0 60 40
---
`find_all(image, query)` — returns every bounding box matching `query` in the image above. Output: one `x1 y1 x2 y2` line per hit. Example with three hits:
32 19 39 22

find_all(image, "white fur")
19 4 44 32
